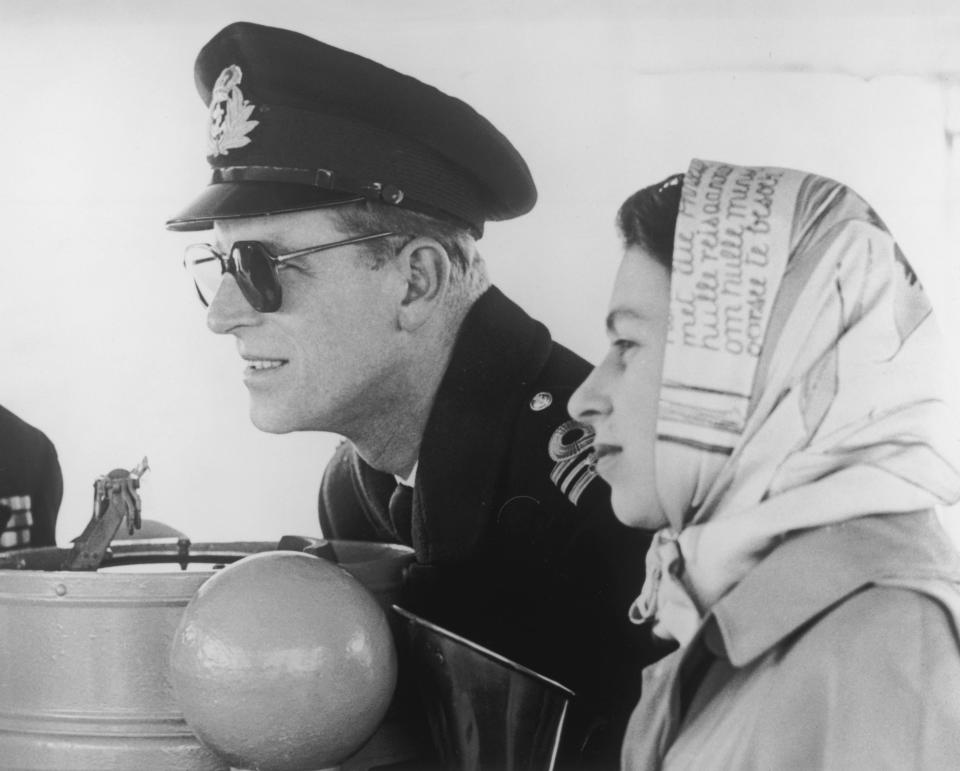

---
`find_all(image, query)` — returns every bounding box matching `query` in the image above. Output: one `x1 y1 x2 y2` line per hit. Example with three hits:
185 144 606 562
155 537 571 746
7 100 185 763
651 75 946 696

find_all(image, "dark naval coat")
319 286 667 767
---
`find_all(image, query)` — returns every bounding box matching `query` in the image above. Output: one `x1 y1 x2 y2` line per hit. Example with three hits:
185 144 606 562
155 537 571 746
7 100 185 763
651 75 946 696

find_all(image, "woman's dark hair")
616 173 684 269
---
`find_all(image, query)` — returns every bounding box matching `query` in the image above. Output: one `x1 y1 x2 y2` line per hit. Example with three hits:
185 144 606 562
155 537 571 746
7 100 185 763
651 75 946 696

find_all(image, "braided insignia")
548 420 599 506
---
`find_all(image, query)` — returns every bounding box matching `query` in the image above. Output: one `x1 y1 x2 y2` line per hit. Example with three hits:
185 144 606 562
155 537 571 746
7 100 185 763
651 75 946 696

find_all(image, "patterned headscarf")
632 159 960 644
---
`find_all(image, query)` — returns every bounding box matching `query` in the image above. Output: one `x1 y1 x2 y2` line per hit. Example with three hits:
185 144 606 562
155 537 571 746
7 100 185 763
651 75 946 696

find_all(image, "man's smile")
242 357 289 377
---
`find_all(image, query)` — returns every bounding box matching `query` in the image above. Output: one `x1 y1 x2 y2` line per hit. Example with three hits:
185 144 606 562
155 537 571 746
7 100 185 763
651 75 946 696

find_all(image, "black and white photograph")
1 2 959 769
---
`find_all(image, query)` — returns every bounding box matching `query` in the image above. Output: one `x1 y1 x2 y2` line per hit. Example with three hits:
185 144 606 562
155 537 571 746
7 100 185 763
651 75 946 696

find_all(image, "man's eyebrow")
605 307 648 333
215 233 282 251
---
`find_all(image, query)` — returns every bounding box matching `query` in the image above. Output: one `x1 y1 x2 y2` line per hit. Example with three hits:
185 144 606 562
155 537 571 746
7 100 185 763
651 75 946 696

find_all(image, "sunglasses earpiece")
193 282 210 308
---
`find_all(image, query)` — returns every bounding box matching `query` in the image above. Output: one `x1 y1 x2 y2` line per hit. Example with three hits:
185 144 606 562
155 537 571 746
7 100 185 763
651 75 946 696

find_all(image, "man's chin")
246 395 341 435
248 405 298 435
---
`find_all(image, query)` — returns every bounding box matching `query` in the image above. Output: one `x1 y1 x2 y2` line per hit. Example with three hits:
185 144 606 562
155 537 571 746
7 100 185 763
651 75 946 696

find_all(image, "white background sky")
1 0 959 546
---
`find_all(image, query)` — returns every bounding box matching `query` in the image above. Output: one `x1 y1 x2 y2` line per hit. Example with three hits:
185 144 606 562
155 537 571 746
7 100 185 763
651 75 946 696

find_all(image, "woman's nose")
206 275 259 335
568 363 611 425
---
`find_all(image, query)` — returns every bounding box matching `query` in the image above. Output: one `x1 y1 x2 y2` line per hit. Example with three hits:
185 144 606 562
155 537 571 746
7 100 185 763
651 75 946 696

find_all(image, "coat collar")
705 510 960 667
624 510 960 767
413 286 553 563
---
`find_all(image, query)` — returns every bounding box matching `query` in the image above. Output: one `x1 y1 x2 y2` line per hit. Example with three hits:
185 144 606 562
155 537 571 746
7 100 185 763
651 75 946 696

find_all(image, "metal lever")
62 458 150 571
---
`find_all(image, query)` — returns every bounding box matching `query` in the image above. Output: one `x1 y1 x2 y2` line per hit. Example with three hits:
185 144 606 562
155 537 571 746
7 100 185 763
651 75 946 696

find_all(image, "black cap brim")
165 181 362 231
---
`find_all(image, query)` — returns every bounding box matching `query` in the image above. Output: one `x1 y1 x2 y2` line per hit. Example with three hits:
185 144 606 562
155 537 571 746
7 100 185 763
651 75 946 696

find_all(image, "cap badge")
207 65 259 157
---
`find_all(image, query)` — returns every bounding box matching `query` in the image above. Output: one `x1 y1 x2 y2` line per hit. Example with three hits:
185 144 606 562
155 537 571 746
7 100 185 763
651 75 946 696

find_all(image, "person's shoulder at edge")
0 403 53 443
0 404 61 475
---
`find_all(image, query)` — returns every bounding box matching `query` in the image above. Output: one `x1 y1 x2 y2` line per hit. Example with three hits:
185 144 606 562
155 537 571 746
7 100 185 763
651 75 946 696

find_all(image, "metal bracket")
61 458 149 571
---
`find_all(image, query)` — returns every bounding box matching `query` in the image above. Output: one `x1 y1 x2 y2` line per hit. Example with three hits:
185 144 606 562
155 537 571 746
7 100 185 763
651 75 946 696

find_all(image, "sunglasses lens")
233 242 282 313
183 244 226 307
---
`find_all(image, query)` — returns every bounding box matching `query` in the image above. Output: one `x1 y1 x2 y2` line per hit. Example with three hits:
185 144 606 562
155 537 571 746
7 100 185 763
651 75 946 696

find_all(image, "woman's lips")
592 443 622 475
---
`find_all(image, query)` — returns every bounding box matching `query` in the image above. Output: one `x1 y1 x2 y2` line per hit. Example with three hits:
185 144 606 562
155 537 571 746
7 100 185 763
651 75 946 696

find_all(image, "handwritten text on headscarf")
671 160 786 362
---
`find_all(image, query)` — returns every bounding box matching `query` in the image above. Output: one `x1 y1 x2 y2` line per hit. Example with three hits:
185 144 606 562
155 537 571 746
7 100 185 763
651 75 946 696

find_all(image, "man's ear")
396 237 451 331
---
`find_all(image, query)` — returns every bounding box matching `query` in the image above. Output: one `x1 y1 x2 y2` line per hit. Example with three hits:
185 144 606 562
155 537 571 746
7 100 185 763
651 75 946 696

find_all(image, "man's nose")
206 275 258 335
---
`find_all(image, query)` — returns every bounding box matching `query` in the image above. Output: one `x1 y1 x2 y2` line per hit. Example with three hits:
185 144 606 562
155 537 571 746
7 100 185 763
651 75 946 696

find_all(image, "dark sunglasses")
183 232 395 313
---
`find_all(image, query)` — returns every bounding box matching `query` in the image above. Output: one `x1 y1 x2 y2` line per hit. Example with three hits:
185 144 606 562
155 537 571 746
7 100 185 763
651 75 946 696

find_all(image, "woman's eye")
612 339 641 363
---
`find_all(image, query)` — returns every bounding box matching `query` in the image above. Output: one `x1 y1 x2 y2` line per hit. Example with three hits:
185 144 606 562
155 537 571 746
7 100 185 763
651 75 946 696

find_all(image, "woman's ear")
396 237 452 331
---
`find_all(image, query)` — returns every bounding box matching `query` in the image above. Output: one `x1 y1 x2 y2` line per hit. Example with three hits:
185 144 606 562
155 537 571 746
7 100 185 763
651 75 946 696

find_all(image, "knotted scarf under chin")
630 530 700 645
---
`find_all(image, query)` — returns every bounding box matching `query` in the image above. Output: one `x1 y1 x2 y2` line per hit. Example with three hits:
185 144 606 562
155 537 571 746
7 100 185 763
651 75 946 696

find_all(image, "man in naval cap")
168 21 663 767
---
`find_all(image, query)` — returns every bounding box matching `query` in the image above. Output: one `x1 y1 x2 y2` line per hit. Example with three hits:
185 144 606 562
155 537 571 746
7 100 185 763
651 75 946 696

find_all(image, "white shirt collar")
395 461 418 488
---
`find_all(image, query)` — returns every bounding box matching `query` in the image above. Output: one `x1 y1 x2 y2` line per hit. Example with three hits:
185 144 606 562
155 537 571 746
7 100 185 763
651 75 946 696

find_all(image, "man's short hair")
329 201 489 300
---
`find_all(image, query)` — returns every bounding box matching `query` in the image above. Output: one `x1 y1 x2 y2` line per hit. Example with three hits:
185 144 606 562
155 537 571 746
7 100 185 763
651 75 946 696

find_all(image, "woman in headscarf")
569 159 960 768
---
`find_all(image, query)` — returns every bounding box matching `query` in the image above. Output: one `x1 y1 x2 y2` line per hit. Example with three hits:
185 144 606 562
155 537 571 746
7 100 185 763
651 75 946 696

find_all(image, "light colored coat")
623 510 960 770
